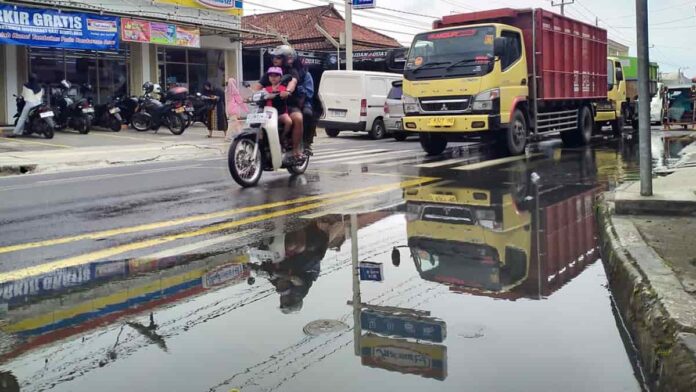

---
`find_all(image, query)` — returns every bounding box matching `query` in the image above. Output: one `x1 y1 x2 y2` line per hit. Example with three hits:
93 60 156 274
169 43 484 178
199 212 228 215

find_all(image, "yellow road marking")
0 136 71 149
0 179 432 284
0 178 434 256
454 154 542 171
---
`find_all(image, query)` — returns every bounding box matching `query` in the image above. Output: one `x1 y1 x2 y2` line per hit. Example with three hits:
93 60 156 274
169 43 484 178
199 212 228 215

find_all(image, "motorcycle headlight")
402 94 420 115
472 88 500 112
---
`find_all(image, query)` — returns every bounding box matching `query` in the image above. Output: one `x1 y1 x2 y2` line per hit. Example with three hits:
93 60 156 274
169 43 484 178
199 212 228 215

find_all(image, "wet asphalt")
0 130 654 391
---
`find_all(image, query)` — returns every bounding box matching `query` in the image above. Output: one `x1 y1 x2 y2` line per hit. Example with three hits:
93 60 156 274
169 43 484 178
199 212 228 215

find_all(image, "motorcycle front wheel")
42 119 55 139
287 151 310 176
168 113 186 135
131 113 151 132
110 115 122 132
228 137 263 187
75 117 90 134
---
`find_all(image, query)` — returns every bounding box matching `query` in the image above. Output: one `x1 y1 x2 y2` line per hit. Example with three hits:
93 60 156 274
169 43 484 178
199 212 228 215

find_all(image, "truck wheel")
561 106 593 147
369 119 386 140
325 128 340 138
502 110 528 156
611 116 624 136
419 133 447 156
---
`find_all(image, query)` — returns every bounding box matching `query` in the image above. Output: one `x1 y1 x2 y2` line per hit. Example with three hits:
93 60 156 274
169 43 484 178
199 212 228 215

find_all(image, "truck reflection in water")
402 154 604 300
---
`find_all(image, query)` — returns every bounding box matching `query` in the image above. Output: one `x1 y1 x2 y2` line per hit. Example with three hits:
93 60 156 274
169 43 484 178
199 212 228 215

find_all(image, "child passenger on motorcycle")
264 67 294 150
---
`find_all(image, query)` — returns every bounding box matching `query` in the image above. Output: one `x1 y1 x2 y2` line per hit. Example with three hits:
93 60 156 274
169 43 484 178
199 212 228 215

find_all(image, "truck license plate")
431 194 457 203
428 117 455 127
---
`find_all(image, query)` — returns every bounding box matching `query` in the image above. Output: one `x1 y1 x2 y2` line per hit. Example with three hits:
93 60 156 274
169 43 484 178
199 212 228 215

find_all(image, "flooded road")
0 135 653 392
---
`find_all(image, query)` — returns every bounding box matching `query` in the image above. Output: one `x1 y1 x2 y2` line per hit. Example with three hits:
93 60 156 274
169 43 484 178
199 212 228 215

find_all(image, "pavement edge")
597 196 696 392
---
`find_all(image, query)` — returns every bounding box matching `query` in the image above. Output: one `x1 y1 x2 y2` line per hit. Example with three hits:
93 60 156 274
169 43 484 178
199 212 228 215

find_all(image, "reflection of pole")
351 213 361 356
531 173 542 300
636 0 653 196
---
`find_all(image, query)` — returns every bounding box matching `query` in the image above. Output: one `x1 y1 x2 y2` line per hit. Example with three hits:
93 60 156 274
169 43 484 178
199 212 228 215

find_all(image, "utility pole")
551 0 574 15
345 0 354 71
636 0 653 196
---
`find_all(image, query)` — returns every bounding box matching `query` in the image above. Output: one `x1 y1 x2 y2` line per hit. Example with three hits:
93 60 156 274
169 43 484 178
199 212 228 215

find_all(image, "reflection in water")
0 371 19 392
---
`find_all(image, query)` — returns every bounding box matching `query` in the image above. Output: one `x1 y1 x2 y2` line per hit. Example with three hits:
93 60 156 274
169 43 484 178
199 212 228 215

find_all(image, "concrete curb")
0 164 37 176
598 197 696 391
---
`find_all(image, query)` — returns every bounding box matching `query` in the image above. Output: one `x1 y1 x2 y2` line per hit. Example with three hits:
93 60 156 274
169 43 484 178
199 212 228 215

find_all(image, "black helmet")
271 44 296 59
142 82 154 93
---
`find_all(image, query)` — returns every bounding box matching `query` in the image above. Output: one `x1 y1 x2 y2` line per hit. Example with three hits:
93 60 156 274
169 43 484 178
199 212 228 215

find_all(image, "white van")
318 71 403 140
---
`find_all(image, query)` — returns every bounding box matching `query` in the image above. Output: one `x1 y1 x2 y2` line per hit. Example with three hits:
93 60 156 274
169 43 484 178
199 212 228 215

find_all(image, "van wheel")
419 133 447 156
561 106 593 147
325 128 340 138
370 119 386 140
501 109 528 156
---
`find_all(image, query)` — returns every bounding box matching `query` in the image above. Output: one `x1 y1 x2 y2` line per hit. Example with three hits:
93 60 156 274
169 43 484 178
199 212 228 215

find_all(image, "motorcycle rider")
11 74 43 138
254 45 305 158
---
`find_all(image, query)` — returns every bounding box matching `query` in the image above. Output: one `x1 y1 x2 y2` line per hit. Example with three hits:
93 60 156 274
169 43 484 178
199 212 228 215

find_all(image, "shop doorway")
157 47 224 93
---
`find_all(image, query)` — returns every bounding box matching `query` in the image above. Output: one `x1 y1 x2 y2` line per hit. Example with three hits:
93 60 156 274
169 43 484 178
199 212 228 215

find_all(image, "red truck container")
435 8 608 101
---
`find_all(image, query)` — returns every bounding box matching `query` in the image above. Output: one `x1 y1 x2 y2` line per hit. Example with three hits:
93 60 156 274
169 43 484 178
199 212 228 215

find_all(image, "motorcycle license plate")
39 111 54 118
246 112 268 125
82 107 95 114
174 107 185 113
109 108 121 114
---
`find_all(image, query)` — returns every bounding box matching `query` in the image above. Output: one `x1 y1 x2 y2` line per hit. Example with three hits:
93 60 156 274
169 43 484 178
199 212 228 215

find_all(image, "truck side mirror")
391 248 401 267
493 37 508 60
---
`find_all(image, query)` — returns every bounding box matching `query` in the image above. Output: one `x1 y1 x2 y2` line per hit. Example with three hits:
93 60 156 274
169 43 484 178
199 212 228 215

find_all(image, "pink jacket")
225 78 248 117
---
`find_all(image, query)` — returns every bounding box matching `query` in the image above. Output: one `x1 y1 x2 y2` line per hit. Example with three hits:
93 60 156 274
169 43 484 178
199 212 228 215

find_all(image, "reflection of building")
241 5 404 85
1 0 246 124
405 152 606 300
0 253 249 362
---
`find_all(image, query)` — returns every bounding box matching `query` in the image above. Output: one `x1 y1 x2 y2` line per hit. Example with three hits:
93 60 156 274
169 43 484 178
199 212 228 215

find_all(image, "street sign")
360 334 447 380
352 0 376 9
361 310 447 343
359 262 384 281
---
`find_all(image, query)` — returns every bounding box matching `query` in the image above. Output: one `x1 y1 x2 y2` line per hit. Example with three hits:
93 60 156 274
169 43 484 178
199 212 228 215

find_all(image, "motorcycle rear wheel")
110 117 122 132
228 137 263 187
168 113 186 135
132 114 151 132
76 117 90 135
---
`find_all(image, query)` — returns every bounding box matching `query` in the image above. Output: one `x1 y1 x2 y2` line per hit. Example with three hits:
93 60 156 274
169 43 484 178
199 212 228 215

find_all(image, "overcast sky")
245 0 696 75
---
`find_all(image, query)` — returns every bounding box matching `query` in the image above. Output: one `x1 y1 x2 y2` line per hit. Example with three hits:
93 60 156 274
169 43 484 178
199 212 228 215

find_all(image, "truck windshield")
405 26 496 80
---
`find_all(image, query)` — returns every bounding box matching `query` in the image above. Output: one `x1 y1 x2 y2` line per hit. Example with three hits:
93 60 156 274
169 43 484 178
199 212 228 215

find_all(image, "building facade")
0 0 247 125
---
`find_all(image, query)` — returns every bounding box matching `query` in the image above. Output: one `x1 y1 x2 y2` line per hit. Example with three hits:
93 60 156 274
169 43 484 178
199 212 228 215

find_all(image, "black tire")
561 106 593 147
287 154 310 176
132 114 151 132
393 131 408 141
110 117 122 132
369 118 386 140
168 114 186 135
502 109 528 156
228 137 263 187
325 128 340 137
611 116 624 136
419 132 448 156
43 124 54 139
77 117 90 135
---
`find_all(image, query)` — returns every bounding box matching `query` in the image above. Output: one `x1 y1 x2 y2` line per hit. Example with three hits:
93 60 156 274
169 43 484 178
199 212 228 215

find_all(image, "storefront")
0 0 248 125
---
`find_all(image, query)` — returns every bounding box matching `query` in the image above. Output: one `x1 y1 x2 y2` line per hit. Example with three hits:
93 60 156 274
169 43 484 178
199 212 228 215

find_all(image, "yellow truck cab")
402 8 607 156
594 57 626 134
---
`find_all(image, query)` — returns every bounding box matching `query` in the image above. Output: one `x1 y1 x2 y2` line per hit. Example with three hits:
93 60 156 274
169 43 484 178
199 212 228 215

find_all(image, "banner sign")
360 334 447 380
352 0 376 9
155 0 244 16
121 18 200 48
0 5 119 50
359 262 384 282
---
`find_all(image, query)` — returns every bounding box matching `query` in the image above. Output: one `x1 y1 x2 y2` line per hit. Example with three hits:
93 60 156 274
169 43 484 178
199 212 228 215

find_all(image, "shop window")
188 64 207 93
188 49 208 64
165 48 187 63
166 63 188 88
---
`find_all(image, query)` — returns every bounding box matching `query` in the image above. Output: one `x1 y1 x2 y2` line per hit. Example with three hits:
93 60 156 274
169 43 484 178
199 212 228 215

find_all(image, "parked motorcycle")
116 95 139 126
52 80 92 134
228 89 310 187
187 92 216 128
131 83 186 135
93 96 124 132
13 95 55 139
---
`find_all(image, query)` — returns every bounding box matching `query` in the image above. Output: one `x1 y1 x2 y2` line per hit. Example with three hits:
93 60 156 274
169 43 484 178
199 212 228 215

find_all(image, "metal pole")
636 0 653 196
350 213 361 356
345 0 354 71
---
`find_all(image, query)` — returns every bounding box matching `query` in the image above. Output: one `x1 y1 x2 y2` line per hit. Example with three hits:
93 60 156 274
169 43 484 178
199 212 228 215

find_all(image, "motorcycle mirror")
391 247 401 267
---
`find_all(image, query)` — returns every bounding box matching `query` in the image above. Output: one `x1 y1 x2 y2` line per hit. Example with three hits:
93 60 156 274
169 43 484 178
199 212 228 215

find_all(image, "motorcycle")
93 96 124 132
228 89 310 187
131 85 187 135
13 95 55 139
187 92 216 128
52 80 92 134
116 95 139 126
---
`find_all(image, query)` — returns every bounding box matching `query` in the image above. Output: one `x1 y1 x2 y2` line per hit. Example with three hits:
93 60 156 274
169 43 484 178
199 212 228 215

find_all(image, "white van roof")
322 70 403 79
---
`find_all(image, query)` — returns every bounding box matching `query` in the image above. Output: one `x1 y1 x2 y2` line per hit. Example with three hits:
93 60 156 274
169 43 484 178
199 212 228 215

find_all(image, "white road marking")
301 198 379 219
311 148 361 158
453 154 541 171
342 150 420 165
311 149 390 163
129 229 263 261
415 157 478 168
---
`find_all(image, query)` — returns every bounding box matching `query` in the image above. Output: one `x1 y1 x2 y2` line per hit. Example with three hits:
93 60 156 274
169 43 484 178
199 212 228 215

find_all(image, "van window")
388 85 403 100
368 78 387 97
500 31 522 70
322 75 361 96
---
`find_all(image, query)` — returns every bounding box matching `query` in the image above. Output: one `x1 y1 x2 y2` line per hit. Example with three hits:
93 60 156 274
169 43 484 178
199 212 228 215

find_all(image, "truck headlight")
472 88 500 112
403 94 420 115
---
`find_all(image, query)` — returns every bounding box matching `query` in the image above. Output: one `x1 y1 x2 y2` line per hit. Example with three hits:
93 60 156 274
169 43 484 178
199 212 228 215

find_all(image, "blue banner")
0 5 119 50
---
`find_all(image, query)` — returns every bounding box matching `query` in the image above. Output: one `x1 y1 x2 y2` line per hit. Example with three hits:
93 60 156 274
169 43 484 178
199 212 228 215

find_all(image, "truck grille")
419 96 471 113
